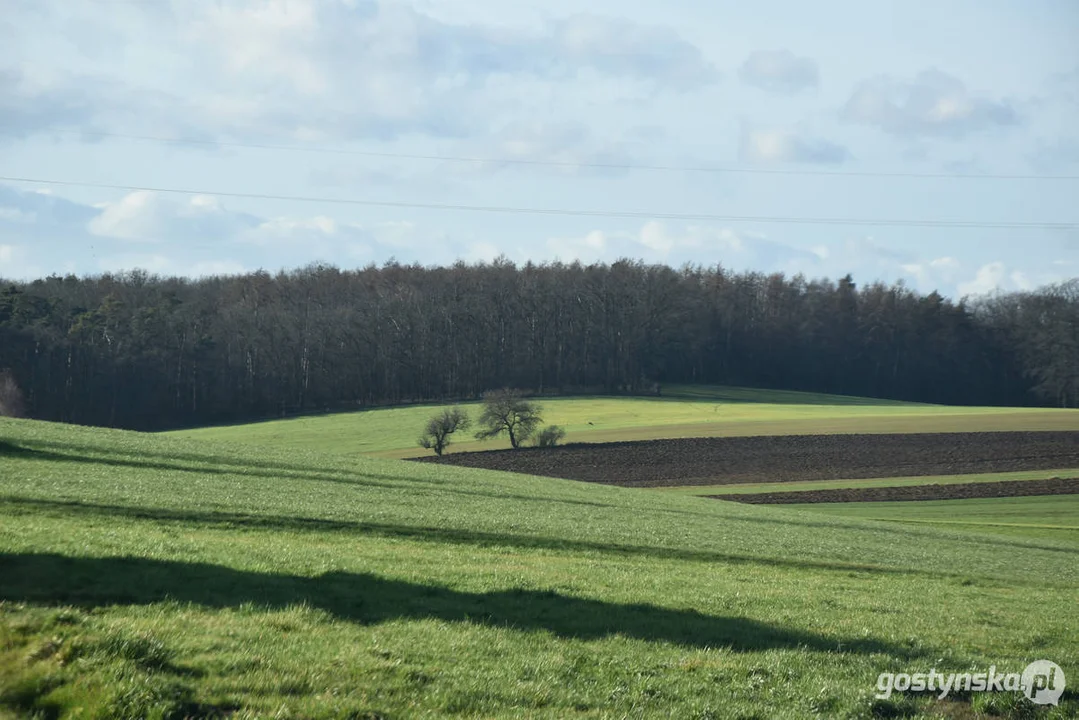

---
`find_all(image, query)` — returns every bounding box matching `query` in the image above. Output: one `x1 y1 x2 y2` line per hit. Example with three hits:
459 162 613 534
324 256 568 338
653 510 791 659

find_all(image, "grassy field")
661 469 1079 496
793 496 1079 544
167 385 1079 458
1 418 1077 719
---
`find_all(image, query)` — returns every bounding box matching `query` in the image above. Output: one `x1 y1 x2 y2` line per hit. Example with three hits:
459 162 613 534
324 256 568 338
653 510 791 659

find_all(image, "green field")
1 418 1076 719
662 469 1079 496
792 496 1079 544
167 385 1079 458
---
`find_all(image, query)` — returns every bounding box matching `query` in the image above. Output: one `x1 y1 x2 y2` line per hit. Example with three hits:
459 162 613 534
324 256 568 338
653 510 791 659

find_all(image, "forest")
1 259 1077 430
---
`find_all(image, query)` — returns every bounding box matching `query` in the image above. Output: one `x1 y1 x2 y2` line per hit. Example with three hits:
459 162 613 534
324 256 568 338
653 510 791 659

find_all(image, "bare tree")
0 369 24 418
418 406 471 456
475 389 542 449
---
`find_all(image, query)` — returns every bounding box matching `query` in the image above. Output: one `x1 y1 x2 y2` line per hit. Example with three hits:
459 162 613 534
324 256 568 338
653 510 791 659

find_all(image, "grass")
1 418 1077 719
793 495 1079 544
167 384 1079 458
661 469 1079 496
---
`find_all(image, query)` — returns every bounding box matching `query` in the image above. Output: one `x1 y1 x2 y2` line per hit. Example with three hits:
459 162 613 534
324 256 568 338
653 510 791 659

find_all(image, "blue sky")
1 0 1076 297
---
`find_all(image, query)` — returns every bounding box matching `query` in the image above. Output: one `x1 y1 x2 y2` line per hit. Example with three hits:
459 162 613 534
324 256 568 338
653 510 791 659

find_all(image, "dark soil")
714 476 1079 504
414 432 1079 488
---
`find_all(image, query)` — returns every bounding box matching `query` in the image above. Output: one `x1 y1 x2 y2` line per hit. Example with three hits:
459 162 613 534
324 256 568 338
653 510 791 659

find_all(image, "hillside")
167 385 1079 458
1 417 1076 718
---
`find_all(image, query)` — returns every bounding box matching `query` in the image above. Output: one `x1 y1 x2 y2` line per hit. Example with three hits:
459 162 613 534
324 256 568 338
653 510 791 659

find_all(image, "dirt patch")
714 476 1079 504
414 432 1079 488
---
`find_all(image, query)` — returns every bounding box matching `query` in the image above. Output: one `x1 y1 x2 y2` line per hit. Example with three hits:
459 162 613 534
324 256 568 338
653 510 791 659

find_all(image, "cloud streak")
3 2 717 144
739 124 849 165
738 50 818 94
843 69 1019 139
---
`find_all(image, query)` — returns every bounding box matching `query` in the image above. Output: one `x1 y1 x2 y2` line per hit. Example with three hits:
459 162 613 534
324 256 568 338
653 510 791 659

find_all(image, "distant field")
794 495 1079 544
662 469 1079 496
2 417 1077 719
167 384 1079 458
421 432 1079 488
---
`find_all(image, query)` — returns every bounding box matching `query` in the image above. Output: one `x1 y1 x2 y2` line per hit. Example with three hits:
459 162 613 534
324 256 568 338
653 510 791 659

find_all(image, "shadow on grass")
0 440 616 509
659 385 920 407
0 439 409 486
2 496 1044 583
0 552 914 655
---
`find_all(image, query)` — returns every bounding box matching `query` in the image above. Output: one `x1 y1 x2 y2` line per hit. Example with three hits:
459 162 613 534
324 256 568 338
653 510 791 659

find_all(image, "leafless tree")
0 369 25 418
475 389 542 449
418 406 471 456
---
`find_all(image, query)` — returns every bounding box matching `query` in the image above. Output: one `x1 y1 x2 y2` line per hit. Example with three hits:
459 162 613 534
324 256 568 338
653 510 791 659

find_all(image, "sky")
1 0 1077 298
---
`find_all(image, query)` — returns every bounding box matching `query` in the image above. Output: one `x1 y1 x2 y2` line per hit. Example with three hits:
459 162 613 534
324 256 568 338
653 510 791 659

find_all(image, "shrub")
534 425 566 448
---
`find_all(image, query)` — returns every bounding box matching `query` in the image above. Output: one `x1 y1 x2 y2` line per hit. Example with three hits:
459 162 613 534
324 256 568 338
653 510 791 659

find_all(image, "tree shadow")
658 385 919 407
0 552 916 656
2 496 1020 582
0 440 615 509
0 441 408 488
0 439 35 457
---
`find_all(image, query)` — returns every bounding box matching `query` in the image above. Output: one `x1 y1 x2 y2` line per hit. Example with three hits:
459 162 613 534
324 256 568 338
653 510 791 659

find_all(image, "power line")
75 131 1079 182
4 175 1075 231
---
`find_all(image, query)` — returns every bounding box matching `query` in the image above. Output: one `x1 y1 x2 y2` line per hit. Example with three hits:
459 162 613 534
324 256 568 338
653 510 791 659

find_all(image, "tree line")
0 259 1076 429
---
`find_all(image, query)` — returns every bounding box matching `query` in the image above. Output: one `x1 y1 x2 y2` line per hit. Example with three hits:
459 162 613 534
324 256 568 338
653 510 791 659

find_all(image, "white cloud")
953 262 1067 297
547 229 610 264
4 3 716 144
0 66 97 139
738 50 818 94
3 181 1072 298
0 243 42 280
468 121 636 177
236 212 468 267
88 191 258 243
739 124 849 165
900 256 961 290
97 252 175 274
96 253 247 278
242 215 340 244
88 192 164 241
546 222 815 271
843 69 1018 139
463 242 502 263
0 207 36 223
958 262 1008 296
1010 270 1033 291
549 14 719 91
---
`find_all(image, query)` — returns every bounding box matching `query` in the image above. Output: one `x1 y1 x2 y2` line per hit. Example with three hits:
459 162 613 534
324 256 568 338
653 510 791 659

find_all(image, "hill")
1 417 1076 718
166 384 1079 458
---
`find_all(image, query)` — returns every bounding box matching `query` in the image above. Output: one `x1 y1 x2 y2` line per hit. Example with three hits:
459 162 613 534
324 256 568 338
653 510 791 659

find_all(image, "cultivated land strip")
715 476 1079 504
660 468 1079 495
418 431 1079 487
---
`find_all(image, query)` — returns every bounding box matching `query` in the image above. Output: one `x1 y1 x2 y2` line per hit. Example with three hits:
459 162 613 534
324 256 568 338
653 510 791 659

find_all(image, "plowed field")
416 431 1079 488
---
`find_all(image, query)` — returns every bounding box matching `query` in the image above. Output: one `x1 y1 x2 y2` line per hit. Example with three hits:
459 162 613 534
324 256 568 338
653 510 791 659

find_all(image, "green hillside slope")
1 418 1075 719
167 384 1079 458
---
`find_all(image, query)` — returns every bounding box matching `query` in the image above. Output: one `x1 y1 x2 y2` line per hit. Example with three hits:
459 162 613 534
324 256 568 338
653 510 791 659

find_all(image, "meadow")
1 417 1076 719
794 495 1079 543
168 385 1079 459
